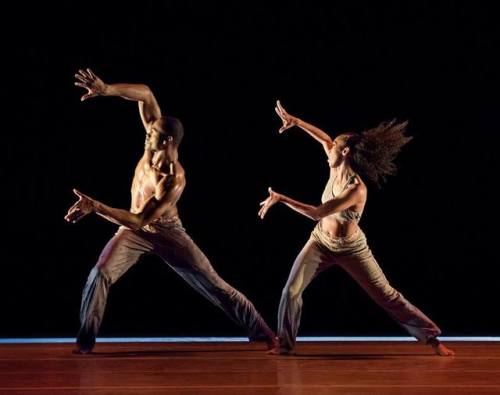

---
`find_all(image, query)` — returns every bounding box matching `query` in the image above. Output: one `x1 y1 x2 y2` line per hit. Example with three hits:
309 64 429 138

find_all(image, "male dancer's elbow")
129 210 165 230
127 214 146 230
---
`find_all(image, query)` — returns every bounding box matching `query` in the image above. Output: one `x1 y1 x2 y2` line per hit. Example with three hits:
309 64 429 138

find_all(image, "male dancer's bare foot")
428 338 455 357
249 334 280 350
267 346 296 356
266 336 280 351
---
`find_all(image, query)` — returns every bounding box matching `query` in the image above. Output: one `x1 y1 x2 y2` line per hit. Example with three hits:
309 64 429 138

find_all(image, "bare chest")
131 161 161 209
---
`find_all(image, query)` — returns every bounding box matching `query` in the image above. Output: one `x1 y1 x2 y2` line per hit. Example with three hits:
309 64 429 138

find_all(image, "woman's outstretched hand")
258 187 281 219
275 100 297 134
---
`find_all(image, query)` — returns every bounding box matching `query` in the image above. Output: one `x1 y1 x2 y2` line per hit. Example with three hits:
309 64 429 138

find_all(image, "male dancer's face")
146 120 170 152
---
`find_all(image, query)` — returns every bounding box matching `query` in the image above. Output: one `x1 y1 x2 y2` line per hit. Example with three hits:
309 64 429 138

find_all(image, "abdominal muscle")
129 156 179 218
319 215 359 238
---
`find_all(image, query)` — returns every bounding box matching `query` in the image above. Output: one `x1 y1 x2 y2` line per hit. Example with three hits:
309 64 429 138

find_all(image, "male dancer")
66 69 276 353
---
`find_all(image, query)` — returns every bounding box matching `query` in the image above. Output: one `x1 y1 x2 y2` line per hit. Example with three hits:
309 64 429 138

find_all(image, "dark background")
4 1 498 338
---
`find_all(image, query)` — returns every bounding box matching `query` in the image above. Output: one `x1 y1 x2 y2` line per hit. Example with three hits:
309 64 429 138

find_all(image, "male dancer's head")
146 116 184 152
145 116 185 171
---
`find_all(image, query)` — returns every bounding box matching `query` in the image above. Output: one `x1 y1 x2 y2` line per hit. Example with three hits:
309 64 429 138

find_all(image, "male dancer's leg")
76 228 153 352
155 226 276 345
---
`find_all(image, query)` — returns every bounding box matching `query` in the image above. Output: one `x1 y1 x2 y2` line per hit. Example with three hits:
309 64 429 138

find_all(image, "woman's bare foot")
428 338 455 357
72 346 92 355
433 343 455 356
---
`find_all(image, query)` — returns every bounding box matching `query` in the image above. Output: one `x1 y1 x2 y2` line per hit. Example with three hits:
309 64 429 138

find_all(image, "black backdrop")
4 1 498 338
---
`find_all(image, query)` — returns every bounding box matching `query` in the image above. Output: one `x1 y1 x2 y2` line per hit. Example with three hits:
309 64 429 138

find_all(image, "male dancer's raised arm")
66 69 181 229
74 68 161 131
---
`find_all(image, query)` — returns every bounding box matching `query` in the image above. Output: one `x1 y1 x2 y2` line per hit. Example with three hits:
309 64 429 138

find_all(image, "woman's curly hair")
344 120 412 187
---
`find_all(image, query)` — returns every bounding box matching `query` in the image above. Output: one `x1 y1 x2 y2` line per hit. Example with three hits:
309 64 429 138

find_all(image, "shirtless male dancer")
259 101 454 357
65 68 276 353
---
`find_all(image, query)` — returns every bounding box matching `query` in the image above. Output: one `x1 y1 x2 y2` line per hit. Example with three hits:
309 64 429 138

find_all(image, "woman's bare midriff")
319 216 359 238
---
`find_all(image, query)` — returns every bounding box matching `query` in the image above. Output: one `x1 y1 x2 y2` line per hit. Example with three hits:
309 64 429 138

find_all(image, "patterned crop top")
320 173 362 223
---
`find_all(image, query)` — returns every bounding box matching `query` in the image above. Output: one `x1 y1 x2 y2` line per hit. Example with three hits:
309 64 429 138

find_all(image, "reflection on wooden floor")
1 341 499 394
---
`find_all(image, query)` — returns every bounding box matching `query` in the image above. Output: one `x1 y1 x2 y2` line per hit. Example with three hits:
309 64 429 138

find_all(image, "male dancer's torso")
130 148 185 222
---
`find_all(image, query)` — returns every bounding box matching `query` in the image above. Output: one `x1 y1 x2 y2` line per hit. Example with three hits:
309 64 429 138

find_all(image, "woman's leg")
336 241 454 355
276 238 333 353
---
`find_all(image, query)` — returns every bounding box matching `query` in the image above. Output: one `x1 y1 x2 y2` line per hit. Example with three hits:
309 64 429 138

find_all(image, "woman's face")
327 135 349 167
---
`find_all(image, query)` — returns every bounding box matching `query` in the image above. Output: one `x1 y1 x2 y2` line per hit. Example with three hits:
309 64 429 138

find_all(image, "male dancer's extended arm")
64 174 184 230
275 100 333 153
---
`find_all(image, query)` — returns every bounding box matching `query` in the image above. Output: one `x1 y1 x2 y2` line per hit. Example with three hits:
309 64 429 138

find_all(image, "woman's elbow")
309 208 323 221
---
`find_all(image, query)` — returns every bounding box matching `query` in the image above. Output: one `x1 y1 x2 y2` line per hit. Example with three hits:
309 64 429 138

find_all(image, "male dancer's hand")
258 187 281 219
74 68 107 101
65 189 95 223
275 100 297 133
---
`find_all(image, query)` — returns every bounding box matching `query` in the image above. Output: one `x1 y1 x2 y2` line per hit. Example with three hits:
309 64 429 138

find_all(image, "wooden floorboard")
0 342 499 394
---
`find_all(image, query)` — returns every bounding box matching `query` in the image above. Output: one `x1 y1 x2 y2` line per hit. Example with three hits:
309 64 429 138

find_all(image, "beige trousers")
277 224 441 350
77 218 274 350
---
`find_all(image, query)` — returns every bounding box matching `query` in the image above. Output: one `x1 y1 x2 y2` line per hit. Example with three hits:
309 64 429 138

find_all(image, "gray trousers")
277 224 441 350
77 219 274 349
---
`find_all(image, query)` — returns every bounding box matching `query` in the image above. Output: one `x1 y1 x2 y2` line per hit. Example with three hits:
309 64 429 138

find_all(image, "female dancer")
259 101 454 357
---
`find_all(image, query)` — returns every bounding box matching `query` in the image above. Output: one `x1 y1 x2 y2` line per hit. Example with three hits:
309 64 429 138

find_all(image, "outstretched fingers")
75 73 89 84
275 102 293 133
86 68 97 79
258 188 275 219
67 200 81 213
66 210 85 223
73 189 92 200
275 106 285 120
64 204 80 222
276 100 287 114
81 92 98 101
258 205 268 219
275 108 288 133
78 69 92 80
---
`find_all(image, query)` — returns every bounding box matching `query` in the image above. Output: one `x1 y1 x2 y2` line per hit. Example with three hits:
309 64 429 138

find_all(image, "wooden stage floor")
0 341 499 394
